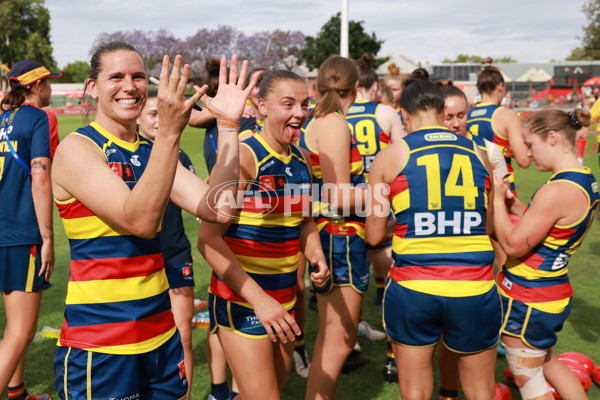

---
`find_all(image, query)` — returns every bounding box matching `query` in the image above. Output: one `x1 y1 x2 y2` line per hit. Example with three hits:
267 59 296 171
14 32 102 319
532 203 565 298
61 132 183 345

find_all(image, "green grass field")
2 114 600 399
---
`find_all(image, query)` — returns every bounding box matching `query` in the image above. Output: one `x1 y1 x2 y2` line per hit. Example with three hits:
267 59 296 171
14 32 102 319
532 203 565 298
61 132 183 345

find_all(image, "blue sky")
47 0 588 68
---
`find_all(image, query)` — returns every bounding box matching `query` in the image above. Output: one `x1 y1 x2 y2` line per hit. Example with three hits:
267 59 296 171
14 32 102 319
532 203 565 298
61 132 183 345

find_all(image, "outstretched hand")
201 55 258 129
157 55 208 137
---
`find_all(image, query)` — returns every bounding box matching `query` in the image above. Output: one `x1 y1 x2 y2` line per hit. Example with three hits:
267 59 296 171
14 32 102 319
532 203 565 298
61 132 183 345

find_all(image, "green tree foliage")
442 54 483 63
495 56 517 63
442 54 516 63
299 13 384 70
373 56 390 69
0 0 55 68
568 0 600 60
56 61 90 83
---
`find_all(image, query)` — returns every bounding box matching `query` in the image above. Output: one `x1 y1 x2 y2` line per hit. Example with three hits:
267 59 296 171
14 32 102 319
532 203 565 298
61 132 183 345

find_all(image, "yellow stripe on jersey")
237 211 304 227
61 215 132 239
90 122 150 153
498 286 569 314
65 270 169 304
544 236 570 249
349 222 367 242
94 327 177 355
237 253 300 275
504 259 569 280
410 143 480 157
399 279 494 297
391 190 410 213
393 235 493 254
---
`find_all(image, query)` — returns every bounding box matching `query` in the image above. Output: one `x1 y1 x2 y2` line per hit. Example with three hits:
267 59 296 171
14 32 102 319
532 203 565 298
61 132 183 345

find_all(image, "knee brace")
503 344 552 400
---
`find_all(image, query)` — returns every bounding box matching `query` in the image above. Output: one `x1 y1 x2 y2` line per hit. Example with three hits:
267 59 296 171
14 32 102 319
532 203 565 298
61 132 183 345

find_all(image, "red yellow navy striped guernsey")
346 100 391 182
56 123 175 354
298 112 367 239
389 126 495 297
498 168 599 313
209 134 312 310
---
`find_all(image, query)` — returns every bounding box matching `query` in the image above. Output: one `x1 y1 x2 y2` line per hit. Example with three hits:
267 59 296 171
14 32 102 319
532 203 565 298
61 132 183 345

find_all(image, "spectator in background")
0 60 60 400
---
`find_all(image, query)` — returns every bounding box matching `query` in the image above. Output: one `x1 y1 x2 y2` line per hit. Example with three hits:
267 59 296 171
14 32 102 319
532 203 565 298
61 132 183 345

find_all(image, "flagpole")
341 0 349 57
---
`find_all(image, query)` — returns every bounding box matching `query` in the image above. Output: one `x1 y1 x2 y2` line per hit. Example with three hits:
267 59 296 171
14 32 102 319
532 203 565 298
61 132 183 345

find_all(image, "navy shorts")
53 330 187 399
500 291 571 350
313 228 369 295
164 261 194 289
0 245 51 292
383 281 502 353
209 293 296 339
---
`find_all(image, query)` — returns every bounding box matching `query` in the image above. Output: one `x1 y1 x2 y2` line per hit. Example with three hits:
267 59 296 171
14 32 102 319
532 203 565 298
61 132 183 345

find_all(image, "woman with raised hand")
51 41 254 399
198 70 329 400
299 56 369 400
494 108 598 400
367 68 501 399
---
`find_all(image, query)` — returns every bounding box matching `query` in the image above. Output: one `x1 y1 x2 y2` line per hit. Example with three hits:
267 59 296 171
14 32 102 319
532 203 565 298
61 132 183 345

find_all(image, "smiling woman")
49 40 256 399
197 69 329 400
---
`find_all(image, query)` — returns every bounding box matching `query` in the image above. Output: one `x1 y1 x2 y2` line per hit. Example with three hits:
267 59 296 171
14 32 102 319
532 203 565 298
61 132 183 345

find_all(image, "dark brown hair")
399 68 444 115
476 65 504 95
357 52 378 89
89 41 144 82
203 58 221 98
1 85 32 110
85 41 145 121
312 55 359 119
438 82 467 103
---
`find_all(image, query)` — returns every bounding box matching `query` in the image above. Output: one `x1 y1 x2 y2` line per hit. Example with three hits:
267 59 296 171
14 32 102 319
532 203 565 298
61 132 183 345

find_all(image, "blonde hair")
525 108 591 146
312 55 359 119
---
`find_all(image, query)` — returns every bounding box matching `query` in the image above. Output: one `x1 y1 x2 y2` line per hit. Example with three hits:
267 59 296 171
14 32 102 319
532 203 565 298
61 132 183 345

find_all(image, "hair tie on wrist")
567 111 582 129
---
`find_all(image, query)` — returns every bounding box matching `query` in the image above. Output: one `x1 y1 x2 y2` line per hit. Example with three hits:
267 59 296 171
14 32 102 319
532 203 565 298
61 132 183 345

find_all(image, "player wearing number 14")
366 69 500 398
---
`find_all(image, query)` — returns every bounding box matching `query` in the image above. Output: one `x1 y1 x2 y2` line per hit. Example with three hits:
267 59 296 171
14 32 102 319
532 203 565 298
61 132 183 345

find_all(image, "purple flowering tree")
236 30 306 70
90 29 179 78
90 27 306 83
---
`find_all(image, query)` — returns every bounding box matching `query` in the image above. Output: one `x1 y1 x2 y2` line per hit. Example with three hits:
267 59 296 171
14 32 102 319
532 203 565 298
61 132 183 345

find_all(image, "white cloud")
47 0 588 67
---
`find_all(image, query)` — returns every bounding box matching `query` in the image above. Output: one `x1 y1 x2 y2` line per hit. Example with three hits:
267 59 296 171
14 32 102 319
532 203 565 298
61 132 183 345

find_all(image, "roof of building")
376 55 419 76
516 67 553 82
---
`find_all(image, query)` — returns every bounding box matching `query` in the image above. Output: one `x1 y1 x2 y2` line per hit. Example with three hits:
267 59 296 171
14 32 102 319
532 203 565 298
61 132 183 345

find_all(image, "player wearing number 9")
366 68 501 399
466 65 530 197
346 53 405 182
